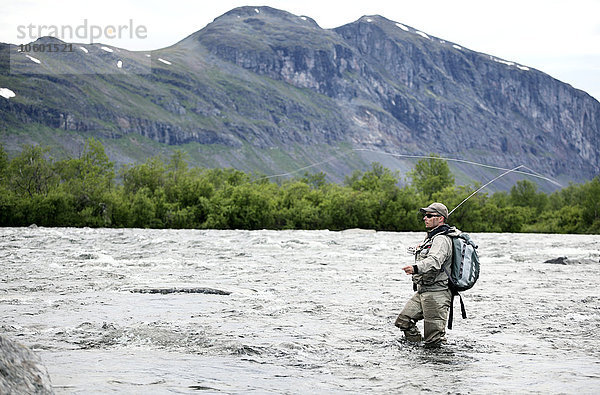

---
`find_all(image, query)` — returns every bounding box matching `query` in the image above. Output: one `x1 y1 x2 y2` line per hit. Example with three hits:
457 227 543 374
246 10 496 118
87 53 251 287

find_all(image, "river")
1 227 599 393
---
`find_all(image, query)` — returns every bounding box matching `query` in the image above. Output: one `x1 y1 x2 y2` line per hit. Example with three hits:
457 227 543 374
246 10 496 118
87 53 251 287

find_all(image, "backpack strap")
448 293 454 330
458 292 467 319
447 289 467 330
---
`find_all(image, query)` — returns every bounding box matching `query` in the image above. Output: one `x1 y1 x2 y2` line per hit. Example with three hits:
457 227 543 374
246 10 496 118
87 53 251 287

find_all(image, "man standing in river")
395 202 460 347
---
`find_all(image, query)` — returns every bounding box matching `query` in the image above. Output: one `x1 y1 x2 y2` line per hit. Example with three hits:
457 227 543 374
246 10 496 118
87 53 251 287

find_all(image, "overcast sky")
2 0 599 101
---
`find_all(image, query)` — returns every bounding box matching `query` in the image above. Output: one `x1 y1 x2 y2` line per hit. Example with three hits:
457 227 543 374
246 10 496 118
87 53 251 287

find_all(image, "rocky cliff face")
0 6 598 185
193 8 599 179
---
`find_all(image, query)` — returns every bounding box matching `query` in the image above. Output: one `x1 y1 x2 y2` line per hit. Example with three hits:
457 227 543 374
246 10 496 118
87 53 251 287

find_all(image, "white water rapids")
1 227 599 393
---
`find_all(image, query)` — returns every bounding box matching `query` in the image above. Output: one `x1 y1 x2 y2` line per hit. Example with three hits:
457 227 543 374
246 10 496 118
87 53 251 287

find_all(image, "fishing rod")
447 164 525 216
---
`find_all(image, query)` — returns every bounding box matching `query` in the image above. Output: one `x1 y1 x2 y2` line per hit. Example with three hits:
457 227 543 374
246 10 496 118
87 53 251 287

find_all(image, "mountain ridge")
1 5 598 190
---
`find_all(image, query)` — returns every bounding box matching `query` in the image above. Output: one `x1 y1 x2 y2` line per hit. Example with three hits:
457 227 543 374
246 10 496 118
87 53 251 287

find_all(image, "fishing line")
353 148 562 187
254 147 564 215
258 147 562 188
352 148 564 215
256 150 353 181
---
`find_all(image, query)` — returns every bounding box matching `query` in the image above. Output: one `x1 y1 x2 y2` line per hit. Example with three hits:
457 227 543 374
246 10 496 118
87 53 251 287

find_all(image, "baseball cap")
419 202 449 219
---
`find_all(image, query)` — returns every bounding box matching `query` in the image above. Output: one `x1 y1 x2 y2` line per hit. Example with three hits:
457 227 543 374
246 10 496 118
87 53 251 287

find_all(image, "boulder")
0 334 54 394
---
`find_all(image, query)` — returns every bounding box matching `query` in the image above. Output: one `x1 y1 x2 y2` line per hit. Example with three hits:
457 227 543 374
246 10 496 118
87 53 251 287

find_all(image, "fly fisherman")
395 202 461 347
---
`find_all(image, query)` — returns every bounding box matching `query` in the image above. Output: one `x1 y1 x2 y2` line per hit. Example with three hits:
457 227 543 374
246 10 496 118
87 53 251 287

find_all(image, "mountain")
1 6 598 190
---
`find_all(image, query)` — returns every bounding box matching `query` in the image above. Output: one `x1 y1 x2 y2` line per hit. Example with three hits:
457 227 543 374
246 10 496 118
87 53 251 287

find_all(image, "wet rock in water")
130 287 231 295
0 334 54 394
544 257 569 265
544 257 597 265
189 385 220 391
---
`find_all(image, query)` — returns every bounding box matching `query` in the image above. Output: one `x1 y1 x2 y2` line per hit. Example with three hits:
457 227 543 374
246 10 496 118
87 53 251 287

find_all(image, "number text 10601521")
19 43 73 53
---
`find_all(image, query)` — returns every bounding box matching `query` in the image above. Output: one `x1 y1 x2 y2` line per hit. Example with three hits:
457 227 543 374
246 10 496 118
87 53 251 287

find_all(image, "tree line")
0 139 598 233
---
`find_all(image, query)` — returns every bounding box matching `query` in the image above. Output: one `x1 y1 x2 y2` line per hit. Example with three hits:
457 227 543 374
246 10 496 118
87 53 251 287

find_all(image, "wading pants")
394 289 452 346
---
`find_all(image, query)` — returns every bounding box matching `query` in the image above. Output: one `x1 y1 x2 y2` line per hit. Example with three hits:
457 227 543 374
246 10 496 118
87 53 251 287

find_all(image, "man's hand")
406 244 421 255
402 265 414 275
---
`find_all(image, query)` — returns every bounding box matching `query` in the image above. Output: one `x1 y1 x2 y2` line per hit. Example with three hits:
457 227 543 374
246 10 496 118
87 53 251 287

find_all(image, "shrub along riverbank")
0 139 598 233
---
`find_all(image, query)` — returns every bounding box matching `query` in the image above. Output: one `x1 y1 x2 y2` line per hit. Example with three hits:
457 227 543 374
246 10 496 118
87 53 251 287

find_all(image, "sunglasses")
423 213 441 218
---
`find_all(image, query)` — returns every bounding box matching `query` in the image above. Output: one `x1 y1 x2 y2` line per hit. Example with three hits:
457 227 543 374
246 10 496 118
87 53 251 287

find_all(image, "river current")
1 227 599 393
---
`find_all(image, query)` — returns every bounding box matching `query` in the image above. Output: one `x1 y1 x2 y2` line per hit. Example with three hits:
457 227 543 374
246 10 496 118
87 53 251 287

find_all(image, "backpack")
444 232 480 329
